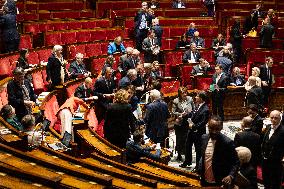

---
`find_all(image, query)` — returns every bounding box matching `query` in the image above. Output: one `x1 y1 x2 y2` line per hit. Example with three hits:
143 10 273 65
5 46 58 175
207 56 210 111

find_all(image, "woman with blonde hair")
104 89 135 148
244 67 261 91
107 36 126 55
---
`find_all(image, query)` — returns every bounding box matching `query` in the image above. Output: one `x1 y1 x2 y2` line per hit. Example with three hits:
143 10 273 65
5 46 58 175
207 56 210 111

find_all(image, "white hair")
127 69 137 77
150 89 161 100
76 53 84 59
126 47 134 54
236 146 251 164
53 45 63 53
152 18 159 25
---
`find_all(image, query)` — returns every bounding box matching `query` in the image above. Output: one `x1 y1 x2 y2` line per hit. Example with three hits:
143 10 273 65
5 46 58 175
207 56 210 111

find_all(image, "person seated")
126 129 161 163
191 58 212 75
176 33 190 49
107 36 126 55
126 85 140 114
118 47 134 76
151 61 163 79
172 0 185 9
212 34 226 58
74 77 97 102
132 49 142 67
102 55 115 76
68 53 91 79
182 43 201 64
190 31 205 48
22 114 42 147
16 48 29 69
0 104 23 131
186 23 197 38
235 146 258 189
148 0 160 9
218 44 234 62
244 67 261 91
230 67 245 86
7 67 36 121
119 69 138 89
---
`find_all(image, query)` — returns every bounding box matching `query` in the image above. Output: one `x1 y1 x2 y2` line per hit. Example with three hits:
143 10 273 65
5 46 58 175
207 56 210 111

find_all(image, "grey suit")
142 37 159 63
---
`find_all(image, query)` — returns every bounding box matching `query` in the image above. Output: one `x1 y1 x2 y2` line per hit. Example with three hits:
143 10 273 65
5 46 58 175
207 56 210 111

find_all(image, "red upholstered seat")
61 31 77 45
53 11 80 19
37 49 52 62
126 2 140 8
0 57 12 79
17 13 38 22
32 71 45 95
105 28 122 40
92 58 106 74
67 44 86 60
43 95 59 131
24 23 40 34
96 19 111 28
38 23 49 32
81 20 97 29
38 12 51 20
80 11 94 18
9 55 19 71
123 40 134 48
100 42 109 54
19 34 32 49
90 30 106 41
125 20 134 28
164 51 183 65
169 39 178 50
0 87 8 109
45 32 61 46
200 50 215 63
170 27 186 37
66 21 82 30
163 27 170 38
52 22 68 31
76 31 91 43
41 69 49 87
85 43 102 58
196 77 212 90
160 80 180 95
161 39 170 50
27 51 39 65
181 65 194 88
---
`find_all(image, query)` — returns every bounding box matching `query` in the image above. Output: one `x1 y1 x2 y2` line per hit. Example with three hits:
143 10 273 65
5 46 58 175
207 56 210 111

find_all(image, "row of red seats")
17 10 94 22
23 2 85 12
44 28 125 47
23 19 111 35
217 2 275 10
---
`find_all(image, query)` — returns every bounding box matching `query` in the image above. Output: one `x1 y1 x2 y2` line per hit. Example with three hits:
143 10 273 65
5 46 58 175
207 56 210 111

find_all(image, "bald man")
234 116 261 167
262 110 284 189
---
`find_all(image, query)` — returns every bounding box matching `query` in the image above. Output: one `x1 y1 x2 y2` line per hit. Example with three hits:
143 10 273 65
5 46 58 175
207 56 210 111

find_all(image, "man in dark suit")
144 89 170 147
261 110 284 189
191 58 212 75
234 116 261 168
118 47 134 76
182 43 201 63
172 0 186 8
245 76 264 111
180 91 210 169
199 116 240 187
211 34 226 59
93 67 116 123
142 29 160 63
211 64 229 121
7 67 36 121
134 2 151 51
216 51 232 76
190 31 205 48
204 0 216 17
151 18 163 47
68 53 90 80
126 130 161 163
247 104 264 136
118 69 138 89
259 17 274 48
74 77 97 102
259 57 273 106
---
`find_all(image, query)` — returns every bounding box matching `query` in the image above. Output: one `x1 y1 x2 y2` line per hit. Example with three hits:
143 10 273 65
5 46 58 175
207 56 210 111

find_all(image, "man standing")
211 64 229 121
151 18 163 47
142 29 160 63
191 58 212 75
134 2 151 51
180 91 210 170
203 0 216 17
119 47 134 76
259 17 274 48
259 56 273 106
199 116 239 187
262 110 284 189
247 104 263 136
144 89 170 147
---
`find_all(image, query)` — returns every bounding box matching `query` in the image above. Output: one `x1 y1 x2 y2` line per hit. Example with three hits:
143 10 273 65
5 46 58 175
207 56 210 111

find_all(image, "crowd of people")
0 0 284 188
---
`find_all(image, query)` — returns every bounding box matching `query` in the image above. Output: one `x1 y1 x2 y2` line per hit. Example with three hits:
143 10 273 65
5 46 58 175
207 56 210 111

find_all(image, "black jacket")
246 85 263 109
251 114 263 136
46 54 66 86
182 49 201 63
74 83 94 99
68 61 88 79
259 24 274 48
259 64 273 86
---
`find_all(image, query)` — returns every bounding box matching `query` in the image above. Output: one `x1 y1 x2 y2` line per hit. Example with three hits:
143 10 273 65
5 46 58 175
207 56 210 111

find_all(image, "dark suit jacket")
144 99 170 143
152 25 163 46
204 0 215 5
0 13 19 41
182 49 201 63
68 61 88 79
259 24 274 48
46 54 65 86
142 37 160 63
246 85 263 109
251 114 263 136
243 15 258 34
118 76 132 89
211 73 229 93
185 103 210 135
93 76 116 100
191 65 212 75
216 56 232 76
230 75 245 86
134 10 151 30
190 37 205 48
262 124 284 162
200 133 240 185
119 54 135 75
176 40 190 49
239 163 258 189
234 128 261 166
172 1 185 8
104 103 135 142
126 140 161 163
259 64 273 86
74 83 94 99
7 79 36 120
